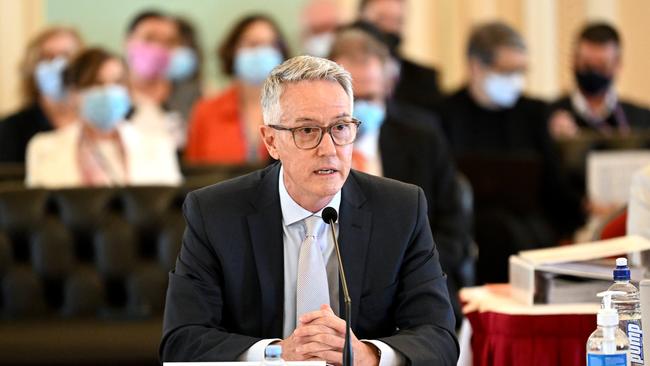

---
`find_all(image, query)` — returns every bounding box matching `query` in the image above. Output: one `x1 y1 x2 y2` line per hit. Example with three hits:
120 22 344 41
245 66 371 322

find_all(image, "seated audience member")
25 48 182 188
549 22 650 139
329 27 472 324
125 10 186 149
185 14 289 165
439 22 584 284
166 16 203 129
160 55 458 365
0 26 83 162
300 0 340 57
358 0 442 113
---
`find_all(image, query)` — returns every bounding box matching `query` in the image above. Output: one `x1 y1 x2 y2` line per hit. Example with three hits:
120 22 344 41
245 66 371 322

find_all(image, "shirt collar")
571 88 618 122
278 165 341 226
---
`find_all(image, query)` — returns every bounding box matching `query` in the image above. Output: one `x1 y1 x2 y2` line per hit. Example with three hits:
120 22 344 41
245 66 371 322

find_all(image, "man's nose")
316 131 337 156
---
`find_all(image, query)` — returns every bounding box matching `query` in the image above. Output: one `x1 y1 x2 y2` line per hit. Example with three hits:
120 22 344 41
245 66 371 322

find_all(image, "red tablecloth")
462 285 598 366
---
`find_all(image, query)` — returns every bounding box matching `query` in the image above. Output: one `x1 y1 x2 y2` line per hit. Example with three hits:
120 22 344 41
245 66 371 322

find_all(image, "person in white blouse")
25 47 182 188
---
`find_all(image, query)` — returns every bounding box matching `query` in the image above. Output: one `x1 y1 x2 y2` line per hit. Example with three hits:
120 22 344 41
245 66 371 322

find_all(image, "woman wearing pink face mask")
124 10 187 150
25 48 182 188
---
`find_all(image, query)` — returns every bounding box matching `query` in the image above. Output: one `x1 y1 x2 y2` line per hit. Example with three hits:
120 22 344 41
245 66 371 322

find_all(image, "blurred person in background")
125 10 187 150
300 0 340 58
25 48 182 188
0 26 83 162
439 22 585 284
184 14 289 165
358 0 442 113
166 16 204 131
549 22 650 140
329 27 473 324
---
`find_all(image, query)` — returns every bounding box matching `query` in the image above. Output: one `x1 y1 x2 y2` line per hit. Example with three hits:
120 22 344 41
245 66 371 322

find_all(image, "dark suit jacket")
0 104 53 163
439 88 585 283
160 162 458 365
440 87 585 237
393 58 442 114
550 95 650 131
379 100 471 324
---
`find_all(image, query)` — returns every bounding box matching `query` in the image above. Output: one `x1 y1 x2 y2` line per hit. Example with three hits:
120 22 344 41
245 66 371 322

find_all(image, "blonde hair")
20 26 83 106
261 55 353 125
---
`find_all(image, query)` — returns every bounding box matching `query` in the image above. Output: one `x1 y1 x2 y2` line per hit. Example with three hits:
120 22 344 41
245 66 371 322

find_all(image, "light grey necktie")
296 215 329 327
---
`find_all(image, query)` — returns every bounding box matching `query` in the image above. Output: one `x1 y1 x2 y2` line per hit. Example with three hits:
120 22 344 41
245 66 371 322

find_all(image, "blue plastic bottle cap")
614 257 631 281
265 345 282 358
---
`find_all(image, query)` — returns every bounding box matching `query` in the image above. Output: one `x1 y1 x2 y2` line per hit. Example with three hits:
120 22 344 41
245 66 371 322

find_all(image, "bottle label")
627 322 643 365
587 353 629 366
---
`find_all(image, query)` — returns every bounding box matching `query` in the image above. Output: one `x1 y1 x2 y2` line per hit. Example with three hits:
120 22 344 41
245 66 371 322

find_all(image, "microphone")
322 207 353 366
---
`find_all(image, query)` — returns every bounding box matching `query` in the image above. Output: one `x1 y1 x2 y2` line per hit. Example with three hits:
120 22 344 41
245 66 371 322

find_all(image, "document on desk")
587 150 650 205
509 235 650 305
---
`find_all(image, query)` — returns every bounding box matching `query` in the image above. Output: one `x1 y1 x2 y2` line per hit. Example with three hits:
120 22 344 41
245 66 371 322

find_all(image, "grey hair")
261 55 353 125
467 21 526 66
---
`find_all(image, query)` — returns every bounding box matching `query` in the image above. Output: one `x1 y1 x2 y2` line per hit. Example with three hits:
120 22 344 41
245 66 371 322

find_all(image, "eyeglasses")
268 118 362 150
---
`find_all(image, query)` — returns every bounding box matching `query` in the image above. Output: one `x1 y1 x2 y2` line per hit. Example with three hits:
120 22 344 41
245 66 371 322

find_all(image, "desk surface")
461 284 597 366
460 284 600 315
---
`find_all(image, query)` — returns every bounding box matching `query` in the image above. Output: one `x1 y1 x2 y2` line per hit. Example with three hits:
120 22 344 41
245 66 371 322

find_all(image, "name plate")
163 362 325 366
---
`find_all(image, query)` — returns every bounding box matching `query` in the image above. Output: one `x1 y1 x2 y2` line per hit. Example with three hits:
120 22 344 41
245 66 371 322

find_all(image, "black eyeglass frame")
268 118 362 150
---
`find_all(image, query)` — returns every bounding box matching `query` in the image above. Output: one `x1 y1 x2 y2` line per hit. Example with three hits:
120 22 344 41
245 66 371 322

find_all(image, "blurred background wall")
1 0 649 115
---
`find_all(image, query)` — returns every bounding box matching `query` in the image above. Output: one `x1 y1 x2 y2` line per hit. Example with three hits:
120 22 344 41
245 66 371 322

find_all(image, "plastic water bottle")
262 345 287 366
586 291 630 366
608 258 644 365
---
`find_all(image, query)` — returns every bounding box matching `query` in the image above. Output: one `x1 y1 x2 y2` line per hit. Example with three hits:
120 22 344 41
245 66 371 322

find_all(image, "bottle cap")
265 344 282 358
614 257 631 281
597 290 625 326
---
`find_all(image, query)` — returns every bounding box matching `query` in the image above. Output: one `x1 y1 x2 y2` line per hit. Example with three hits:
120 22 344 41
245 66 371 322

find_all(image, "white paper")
587 150 650 205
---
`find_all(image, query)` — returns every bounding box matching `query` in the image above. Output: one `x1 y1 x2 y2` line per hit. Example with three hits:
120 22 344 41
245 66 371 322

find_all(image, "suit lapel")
247 163 284 337
338 173 372 330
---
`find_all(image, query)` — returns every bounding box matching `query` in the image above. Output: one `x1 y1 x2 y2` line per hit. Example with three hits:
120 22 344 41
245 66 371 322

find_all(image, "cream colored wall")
340 0 650 105
0 0 44 115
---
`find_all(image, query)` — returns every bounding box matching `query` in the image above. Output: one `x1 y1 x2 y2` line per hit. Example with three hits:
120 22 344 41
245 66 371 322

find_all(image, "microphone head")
322 207 338 224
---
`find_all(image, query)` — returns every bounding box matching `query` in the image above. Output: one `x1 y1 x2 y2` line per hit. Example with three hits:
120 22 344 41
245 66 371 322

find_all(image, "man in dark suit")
160 56 458 365
438 22 585 284
358 0 442 113
548 22 650 139
329 27 472 326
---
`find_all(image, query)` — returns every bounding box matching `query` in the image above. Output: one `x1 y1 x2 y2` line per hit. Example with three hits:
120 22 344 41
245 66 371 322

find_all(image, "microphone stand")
327 220 354 366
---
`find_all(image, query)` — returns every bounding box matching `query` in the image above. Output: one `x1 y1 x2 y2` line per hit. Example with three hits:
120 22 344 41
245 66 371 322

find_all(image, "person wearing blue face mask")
25 48 181 188
438 22 586 285
0 27 83 163
330 27 472 327
185 14 289 165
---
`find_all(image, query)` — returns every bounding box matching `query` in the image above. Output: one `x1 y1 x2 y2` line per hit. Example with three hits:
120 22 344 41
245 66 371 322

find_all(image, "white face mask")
482 72 525 108
302 32 335 58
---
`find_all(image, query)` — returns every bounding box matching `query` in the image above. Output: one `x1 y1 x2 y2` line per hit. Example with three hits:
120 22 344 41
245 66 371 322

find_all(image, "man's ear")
260 125 280 160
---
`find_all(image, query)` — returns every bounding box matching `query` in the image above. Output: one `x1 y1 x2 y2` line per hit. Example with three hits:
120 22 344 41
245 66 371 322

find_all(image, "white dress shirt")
238 166 404 365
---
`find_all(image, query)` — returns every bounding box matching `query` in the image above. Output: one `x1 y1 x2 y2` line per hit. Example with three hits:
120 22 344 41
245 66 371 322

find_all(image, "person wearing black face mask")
548 22 650 139
358 0 442 115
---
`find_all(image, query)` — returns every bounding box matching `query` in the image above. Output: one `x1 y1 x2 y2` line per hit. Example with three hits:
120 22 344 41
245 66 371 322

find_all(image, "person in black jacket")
548 22 650 139
439 22 585 284
0 27 82 163
329 27 472 325
161 55 459 365
358 0 442 113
